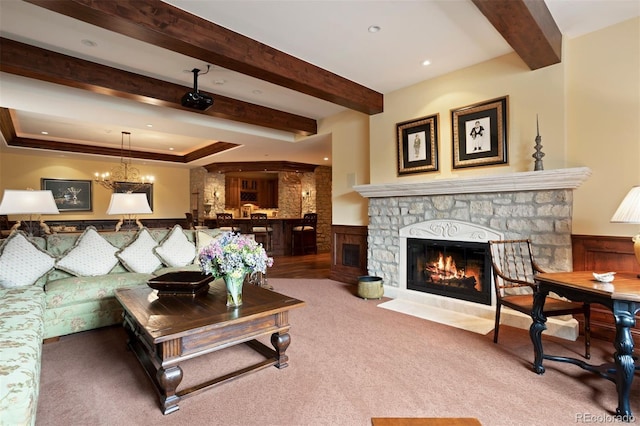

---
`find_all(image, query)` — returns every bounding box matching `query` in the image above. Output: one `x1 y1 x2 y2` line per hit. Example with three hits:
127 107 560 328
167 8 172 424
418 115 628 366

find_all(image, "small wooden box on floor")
371 418 481 426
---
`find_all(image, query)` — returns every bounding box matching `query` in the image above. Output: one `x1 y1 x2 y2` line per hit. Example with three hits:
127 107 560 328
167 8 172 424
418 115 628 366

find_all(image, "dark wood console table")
115 280 305 414
532 271 640 420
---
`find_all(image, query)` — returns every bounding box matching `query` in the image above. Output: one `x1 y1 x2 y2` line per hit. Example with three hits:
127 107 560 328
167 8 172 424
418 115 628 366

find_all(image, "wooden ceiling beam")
25 0 384 115
472 0 562 70
184 142 240 164
205 161 318 174
0 38 317 136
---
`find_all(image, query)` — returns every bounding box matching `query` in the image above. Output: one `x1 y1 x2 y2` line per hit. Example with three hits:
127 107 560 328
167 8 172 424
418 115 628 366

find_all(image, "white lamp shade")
107 193 152 215
0 190 60 214
611 186 640 223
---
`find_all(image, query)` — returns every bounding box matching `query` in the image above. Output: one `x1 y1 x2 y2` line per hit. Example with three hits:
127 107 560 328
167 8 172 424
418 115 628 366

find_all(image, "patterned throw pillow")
154 224 196 267
116 228 163 274
55 227 119 276
0 231 56 288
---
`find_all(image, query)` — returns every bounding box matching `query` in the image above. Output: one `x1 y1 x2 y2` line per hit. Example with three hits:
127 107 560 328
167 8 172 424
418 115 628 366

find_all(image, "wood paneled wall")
572 234 640 342
330 225 368 284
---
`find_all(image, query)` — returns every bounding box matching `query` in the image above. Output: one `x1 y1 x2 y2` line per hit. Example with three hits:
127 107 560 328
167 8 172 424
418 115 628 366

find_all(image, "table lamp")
107 193 152 231
611 185 640 276
0 189 60 236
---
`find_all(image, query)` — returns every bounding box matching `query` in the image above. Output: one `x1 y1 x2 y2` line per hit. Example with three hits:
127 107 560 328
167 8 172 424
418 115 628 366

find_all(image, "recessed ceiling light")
214 79 226 85
169 147 174 151
422 60 431 66
41 131 48 135
252 89 263 95
368 25 381 33
81 39 97 47
146 124 153 128
324 157 329 161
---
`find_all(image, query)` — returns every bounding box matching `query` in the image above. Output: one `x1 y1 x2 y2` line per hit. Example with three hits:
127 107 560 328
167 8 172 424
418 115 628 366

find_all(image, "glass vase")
223 270 246 307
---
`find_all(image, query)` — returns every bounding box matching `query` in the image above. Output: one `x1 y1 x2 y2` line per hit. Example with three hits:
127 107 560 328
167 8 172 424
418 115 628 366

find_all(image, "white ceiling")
0 0 638 168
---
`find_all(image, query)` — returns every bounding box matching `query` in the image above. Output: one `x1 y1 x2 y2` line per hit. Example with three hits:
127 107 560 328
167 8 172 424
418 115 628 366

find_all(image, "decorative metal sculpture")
533 115 545 171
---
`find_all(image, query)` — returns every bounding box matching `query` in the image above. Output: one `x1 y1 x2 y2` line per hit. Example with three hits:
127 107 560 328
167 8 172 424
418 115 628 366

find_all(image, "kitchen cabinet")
225 177 240 208
225 176 278 209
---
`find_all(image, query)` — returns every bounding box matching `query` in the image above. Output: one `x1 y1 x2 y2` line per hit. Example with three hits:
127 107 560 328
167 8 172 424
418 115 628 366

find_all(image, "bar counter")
202 217 308 256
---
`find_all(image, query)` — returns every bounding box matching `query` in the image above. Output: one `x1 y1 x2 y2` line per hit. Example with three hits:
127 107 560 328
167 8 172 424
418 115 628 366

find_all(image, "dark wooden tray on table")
146 271 214 297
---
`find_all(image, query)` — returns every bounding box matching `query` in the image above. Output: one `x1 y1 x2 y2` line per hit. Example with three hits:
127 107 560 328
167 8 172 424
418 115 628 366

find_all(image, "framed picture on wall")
114 182 153 211
451 96 508 169
41 178 92 212
396 113 439 175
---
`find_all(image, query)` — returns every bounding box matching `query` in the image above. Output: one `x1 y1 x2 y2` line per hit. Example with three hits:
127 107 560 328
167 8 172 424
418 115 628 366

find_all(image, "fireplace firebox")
406 238 492 305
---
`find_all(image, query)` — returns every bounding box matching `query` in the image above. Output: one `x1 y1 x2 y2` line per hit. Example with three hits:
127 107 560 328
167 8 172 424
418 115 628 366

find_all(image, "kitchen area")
189 165 331 255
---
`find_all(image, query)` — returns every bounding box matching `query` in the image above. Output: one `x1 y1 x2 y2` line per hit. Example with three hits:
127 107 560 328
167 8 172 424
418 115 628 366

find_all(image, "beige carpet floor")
36 279 640 426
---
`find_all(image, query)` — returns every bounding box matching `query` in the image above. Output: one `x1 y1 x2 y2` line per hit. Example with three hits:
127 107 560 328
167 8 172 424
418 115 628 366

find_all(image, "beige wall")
319 109 370 225
328 17 639 239
567 18 640 236
0 151 190 221
371 52 566 184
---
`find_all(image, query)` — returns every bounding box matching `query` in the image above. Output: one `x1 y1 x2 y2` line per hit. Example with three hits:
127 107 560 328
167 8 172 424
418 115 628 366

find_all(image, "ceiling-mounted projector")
181 67 213 111
181 91 213 111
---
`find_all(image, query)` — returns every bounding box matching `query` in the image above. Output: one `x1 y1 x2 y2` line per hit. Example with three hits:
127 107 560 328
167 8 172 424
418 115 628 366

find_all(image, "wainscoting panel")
330 225 368 284
572 234 640 342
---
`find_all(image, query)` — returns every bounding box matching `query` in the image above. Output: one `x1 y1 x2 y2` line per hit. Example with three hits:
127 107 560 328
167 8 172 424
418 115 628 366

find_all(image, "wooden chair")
250 213 273 252
0 215 8 228
0 215 12 237
488 239 591 359
291 213 317 255
184 212 195 230
215 212 240 233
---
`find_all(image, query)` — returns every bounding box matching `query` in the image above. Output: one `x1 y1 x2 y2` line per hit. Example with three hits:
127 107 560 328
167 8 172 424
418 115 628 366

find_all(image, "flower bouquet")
198 232 273 307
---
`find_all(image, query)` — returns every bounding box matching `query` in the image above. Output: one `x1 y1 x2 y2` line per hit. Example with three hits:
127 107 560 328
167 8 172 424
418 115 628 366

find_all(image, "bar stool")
184 212 195 229
250 213 273 252
291 213 317 255
215 212 240 233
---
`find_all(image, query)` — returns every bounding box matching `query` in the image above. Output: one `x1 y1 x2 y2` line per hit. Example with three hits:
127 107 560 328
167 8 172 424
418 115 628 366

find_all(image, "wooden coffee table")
115 279 305 414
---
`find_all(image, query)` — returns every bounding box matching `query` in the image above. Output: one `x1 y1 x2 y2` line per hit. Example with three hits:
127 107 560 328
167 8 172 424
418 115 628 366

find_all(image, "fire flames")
425 253 480 291
429 253 463 279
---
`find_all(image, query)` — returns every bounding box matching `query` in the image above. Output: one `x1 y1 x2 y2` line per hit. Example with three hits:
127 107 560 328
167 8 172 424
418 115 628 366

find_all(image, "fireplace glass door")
407 238 492 305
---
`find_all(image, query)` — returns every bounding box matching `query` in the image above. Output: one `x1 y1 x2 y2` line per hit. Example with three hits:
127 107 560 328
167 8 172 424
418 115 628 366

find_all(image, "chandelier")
94 131 154 191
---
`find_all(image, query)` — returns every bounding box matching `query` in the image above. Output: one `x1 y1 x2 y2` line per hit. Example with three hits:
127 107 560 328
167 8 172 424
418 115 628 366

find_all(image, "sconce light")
214 190 220 200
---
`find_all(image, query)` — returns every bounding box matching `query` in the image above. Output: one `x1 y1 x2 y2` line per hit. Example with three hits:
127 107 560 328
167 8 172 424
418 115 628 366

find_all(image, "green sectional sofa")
0 225 222 426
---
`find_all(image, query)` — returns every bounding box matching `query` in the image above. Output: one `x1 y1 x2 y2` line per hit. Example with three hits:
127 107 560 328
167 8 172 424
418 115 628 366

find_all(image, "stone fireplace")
354 167 591 338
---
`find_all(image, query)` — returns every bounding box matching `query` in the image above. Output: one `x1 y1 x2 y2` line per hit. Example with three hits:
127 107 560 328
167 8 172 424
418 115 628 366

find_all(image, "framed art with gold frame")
451 96 508 169
396 113 439 176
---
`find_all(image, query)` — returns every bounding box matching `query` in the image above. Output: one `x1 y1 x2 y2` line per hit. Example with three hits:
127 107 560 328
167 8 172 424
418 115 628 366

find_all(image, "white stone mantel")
354 167 592 198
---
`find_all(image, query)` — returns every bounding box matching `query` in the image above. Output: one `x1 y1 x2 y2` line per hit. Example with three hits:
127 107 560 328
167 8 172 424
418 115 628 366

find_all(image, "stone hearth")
354 167 591 338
